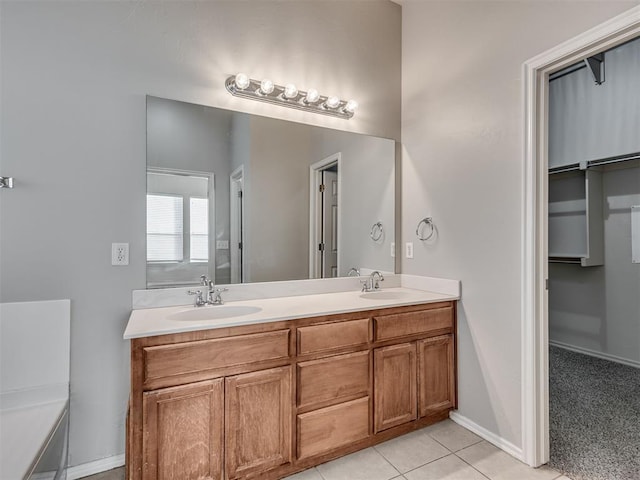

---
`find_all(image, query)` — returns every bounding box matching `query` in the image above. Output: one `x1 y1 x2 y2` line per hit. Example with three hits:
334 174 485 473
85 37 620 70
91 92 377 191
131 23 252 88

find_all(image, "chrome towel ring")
370 221 384 242
416 217 435 241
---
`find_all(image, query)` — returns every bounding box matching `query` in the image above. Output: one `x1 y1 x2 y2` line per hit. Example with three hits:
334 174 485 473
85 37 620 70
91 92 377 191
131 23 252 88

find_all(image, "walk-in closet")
547 36 640 480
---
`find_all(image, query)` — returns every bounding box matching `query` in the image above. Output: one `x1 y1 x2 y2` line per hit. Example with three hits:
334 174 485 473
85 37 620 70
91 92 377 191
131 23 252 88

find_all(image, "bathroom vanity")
125 287 458 480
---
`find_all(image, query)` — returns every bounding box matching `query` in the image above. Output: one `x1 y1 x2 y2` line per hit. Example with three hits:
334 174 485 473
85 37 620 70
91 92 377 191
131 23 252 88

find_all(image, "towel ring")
416 217 435 241
370 221 384 242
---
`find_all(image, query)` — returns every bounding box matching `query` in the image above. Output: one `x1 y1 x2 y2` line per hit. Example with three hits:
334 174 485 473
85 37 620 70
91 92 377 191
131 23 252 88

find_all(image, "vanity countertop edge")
124 286 460 340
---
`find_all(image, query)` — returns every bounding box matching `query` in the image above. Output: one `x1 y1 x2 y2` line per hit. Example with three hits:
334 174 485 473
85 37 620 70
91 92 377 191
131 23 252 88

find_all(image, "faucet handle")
187 289 206 307
200 275 210 286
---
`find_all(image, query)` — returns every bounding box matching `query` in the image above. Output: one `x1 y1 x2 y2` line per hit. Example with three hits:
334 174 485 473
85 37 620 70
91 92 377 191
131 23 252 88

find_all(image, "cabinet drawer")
297 397 369 459
143 330 290 385
298 351 369 410
297 318 370 355
374 306 453 341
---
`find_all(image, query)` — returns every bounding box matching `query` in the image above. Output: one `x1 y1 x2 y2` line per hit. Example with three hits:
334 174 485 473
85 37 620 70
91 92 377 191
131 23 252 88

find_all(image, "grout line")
372 447 402 477
400 453 456 477
452 452 492 480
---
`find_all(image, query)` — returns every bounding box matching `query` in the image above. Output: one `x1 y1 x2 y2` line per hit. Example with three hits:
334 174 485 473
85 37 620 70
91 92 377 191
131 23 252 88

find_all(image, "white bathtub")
0 300 70 480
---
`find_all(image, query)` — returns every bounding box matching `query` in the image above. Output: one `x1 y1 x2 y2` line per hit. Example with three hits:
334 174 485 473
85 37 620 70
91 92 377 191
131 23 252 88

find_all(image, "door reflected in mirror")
146 96 395 288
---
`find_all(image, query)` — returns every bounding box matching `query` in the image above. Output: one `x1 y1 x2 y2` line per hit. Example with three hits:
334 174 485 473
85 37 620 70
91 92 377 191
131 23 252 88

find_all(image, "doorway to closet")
546 35 640 480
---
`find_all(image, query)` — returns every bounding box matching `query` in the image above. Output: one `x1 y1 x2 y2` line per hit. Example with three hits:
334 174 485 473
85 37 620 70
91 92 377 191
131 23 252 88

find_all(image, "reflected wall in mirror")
146 96 395 288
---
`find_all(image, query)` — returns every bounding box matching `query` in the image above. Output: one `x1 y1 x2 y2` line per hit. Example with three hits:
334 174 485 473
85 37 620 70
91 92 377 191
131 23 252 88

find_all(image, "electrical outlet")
112 243 129 266
391 242 395 258
405 242 414 259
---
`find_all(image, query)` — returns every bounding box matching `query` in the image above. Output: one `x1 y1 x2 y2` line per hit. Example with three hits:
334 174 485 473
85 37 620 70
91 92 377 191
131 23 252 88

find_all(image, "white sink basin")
360 290 413 300
168 305 263 322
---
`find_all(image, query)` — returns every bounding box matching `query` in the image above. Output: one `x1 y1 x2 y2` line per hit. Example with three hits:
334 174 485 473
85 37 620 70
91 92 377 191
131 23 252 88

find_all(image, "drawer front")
298 351 369 410
297 318 370 355
374 306 453 341
143 330 290 384
297 397 369 460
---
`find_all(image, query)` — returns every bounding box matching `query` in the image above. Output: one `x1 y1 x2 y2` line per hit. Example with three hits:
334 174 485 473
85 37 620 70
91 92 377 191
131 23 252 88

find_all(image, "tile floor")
82 420 570 480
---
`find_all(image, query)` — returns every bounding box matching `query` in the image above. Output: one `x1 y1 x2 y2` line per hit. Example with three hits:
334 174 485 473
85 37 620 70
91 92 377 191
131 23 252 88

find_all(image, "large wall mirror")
146 96 395 288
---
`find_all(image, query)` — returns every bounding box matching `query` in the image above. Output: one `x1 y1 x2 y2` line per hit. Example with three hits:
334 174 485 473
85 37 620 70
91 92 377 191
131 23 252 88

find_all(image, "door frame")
309 153 342 278
230 166 245 284
521 5 640 467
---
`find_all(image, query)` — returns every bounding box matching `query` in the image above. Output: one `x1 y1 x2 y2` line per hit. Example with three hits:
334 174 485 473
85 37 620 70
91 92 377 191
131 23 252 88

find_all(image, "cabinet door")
374 343 417 432
225 366 292 479
418 334 455 417
142 379 224 480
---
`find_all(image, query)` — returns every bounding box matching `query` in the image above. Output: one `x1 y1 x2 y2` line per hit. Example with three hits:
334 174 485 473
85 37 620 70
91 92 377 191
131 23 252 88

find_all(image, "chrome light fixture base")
225 76 355 120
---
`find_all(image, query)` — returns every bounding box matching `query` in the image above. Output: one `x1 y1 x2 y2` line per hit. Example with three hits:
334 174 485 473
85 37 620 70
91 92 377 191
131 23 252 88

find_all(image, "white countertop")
124 287 459 340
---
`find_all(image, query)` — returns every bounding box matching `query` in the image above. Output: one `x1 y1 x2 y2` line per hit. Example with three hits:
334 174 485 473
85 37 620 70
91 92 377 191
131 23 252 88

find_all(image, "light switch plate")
405 242 414 259
391 242 395 258
216 240 229 250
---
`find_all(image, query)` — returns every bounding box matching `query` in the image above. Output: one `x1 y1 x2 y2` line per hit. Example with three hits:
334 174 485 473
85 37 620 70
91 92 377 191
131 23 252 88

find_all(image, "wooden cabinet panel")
297 351 369 410
297 318 369 355
225 366 292 479
297 397 369 460
143 330 289 386
374 306 452 341
374 343 417 432
142 380 223 480
418 335 455 417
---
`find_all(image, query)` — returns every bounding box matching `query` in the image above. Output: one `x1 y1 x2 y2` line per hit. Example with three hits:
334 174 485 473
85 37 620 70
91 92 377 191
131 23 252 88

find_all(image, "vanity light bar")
225 73 357 120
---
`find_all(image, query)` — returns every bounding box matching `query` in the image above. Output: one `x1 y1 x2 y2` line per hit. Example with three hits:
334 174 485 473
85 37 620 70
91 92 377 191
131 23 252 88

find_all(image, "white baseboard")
549 340 640 369
67 454 125 480
449 411 524 462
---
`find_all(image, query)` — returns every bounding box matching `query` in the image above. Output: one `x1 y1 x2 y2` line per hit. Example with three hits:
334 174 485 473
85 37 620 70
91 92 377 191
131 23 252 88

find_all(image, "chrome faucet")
360 271 384 292
187 289 207 307
347 267 360 277
190 275 228 306
370 271 384 290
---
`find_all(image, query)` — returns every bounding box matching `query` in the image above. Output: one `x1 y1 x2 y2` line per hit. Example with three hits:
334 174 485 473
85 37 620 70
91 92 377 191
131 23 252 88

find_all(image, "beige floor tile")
283 467 324 480
424 419 483 452
316 447 400 480
456 442 562 480
375 428 450 473
404 454 487 480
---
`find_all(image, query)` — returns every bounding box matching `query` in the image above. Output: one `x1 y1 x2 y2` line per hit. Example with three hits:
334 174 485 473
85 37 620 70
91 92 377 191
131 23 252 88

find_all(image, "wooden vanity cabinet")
373 304 456 433
374 343 417 432
142 379 224 480
128 301 456 480
225 366 292 479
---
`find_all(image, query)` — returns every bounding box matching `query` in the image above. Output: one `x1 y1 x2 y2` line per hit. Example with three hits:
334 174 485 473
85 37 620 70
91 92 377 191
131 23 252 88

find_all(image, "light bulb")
235 73 250 90
304 88 320 104
283 83 298 99
344 99 358 113
259 79 274 95
325 96 340 109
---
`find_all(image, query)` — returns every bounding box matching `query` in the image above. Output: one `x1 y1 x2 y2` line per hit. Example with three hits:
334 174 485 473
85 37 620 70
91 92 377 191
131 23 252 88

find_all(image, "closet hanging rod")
549 151 640 174
588 151 640 168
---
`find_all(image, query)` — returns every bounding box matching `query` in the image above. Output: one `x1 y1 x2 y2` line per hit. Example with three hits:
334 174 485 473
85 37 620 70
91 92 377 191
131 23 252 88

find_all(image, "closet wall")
548 38 640 366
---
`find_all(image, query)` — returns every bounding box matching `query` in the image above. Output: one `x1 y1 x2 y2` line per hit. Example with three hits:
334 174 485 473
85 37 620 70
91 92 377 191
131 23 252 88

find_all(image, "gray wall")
548 38 640 364
549 38 640 167
0 0 400 468
401 0 638 451
146 96 233 286
311 129 395 276
246 116 312 283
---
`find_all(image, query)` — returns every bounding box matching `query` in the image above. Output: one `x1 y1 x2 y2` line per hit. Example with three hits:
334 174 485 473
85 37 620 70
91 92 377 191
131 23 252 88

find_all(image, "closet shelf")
548 170 604 267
